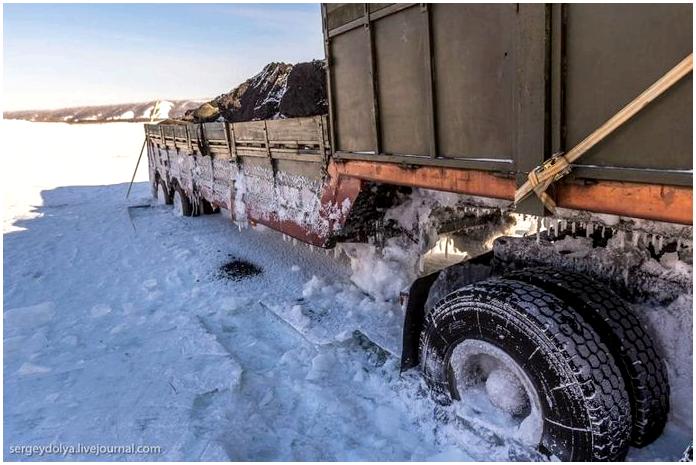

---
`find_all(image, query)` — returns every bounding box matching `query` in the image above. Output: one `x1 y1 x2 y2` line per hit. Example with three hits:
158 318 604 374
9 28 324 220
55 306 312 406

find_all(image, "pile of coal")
183 60 327 123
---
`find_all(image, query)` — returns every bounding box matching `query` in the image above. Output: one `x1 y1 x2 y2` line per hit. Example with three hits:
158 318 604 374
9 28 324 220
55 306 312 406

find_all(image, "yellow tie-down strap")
514 53 693 214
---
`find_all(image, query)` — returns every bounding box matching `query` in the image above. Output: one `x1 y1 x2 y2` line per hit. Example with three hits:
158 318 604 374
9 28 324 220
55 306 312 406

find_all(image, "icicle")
310 244 314 252
619 230 625 248
292 238 298 246
238 224 242 232
601 225 606 237
324 249 329 256
650 234 657 249
623 268 629 287
571 222 577 235
657 235 664 253
418 257 424 273
632 231 640 247
445 239 450 259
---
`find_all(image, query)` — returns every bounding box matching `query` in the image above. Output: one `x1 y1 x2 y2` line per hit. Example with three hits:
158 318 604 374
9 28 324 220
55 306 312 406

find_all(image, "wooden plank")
265 117 323 143
233 121 266 141
202 122 226 142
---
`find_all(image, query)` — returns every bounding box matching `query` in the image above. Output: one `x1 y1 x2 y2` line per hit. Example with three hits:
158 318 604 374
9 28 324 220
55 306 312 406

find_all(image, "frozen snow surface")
2 120 692 461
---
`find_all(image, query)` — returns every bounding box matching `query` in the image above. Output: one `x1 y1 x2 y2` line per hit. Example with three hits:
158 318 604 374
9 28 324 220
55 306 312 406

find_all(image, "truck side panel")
323 3 693 215
563 4 693 186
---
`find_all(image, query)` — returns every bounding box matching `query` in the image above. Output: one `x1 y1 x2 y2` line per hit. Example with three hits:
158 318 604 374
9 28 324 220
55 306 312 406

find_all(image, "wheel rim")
173 191 184 216
449 339 544 446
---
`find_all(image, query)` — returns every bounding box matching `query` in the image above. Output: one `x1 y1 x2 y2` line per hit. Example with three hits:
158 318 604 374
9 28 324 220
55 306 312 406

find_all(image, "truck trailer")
145 4 692 461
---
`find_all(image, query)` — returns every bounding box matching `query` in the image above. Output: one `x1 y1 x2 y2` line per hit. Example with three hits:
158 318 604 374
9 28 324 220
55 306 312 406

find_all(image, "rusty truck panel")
322 3 693 213
146 116 363 247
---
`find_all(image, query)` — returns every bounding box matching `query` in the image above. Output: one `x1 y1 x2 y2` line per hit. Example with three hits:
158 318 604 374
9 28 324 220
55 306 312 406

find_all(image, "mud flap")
400 271 440 372
399 251 494 373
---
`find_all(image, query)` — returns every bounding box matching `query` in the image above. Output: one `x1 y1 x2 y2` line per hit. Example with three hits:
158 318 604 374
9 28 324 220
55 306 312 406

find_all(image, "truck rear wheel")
200 198 219 215
419 278 631 461
503 267 669 447
156 179 172 205
173 186 194 217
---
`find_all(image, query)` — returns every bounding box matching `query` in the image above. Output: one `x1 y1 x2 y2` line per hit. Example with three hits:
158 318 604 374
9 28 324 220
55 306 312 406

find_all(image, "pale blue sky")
3 3 324 111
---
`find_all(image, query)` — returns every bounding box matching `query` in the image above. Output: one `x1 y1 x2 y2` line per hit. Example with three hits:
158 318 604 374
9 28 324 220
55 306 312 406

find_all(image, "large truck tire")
200 198 219 215
155 179 173 205
173 186 194 217
503 267 669 447
419 278 631 461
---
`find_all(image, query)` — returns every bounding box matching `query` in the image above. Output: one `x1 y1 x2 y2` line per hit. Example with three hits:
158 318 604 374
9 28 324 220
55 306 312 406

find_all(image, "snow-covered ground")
2 120 691 461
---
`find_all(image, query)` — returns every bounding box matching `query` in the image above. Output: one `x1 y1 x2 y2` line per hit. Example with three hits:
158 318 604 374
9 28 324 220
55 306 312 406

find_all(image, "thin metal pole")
126 138 147 199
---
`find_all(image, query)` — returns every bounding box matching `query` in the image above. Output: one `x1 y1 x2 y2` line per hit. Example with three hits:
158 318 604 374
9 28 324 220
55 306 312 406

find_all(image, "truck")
144 4 692 461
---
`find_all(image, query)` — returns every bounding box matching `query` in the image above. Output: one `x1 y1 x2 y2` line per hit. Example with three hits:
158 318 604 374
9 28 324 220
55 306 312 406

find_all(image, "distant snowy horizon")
4 4 324 112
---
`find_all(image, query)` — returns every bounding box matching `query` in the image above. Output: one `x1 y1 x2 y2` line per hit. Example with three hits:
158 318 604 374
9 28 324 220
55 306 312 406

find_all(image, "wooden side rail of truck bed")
145 116 329 163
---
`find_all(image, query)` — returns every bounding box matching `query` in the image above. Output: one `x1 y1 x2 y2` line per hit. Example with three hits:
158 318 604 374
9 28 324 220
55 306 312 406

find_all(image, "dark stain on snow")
217 258 263 282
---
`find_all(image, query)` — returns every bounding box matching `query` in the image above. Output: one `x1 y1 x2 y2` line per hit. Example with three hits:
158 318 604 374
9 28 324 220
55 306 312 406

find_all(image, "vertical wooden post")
513 4 551 216
317 116 327 161
550 4 566 155
263 120 276 181
365 3 382 156
263 120 272 159
230 124 238 158
422 4 438 158
223 122 233 159
159 126 166 149
321 4 338 156
185 124 193 153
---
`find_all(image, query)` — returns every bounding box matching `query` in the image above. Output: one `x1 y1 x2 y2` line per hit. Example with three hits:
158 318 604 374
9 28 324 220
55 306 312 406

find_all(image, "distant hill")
4 99 208 124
